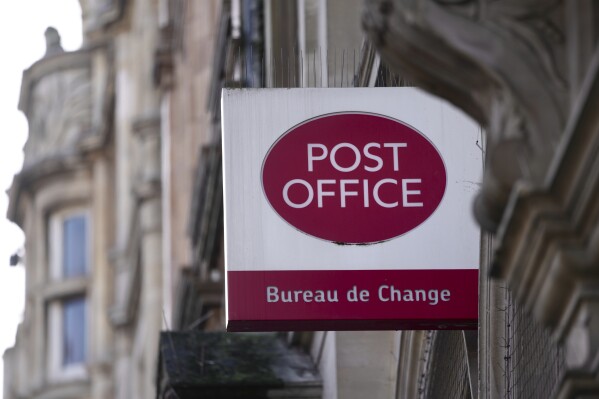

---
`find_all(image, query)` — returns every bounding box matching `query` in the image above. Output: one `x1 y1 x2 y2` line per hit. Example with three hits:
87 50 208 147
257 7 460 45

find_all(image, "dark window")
62 296 86 366
62 215 87 278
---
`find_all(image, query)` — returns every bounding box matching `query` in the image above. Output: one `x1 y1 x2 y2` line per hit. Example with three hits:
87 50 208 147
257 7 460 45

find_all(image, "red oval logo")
262 113 446 244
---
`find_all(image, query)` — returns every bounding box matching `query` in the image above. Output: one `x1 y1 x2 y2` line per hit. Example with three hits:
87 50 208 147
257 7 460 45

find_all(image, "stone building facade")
363 1 599 397
5 1 595 399
4 0 165 397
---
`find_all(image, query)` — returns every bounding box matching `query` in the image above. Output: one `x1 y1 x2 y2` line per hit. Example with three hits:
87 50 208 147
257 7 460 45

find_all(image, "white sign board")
222 88 481 331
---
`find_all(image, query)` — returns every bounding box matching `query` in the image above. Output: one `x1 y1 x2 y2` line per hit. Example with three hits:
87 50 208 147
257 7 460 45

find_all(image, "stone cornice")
6 152 91 226
493 46 599 339
81 0 129 39
364 0 599 394
18 49 92 116
363 0 568 232
18 40 110 116
8 40 114 227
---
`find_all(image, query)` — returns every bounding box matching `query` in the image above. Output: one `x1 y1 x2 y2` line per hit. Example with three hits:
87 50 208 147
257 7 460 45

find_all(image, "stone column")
335 331 399 399
91 157 115 399
133 114 162 398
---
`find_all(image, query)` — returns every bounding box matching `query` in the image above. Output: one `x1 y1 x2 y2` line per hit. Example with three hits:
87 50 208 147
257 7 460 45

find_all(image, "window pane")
63 215 87 277
63 296 86 366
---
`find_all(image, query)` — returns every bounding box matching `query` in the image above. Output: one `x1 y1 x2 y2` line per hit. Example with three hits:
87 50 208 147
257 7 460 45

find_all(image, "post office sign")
222 88 482 331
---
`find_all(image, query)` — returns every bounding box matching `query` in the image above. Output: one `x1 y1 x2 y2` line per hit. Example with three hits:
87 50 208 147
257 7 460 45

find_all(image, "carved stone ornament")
9 32 114 229
23 67 92 168
18 28 97 170
44 27 64 57
363 0 568 232
78 0 127 35
364 0 599 396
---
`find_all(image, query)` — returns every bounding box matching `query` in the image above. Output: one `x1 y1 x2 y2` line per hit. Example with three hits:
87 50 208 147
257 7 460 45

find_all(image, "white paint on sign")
222 88 481 271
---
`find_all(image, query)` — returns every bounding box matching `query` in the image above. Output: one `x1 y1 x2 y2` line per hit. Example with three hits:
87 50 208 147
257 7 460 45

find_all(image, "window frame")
49 208 91 281
46 207 91 382
47 296 88 381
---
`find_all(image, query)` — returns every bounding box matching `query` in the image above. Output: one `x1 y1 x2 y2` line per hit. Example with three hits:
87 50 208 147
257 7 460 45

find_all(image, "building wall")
4 35 115 399
4 0 224 397
5 2 473 399
108 1 163 398
159 0 221 328
363 0 599 396
6 1 585 399
4 1 165 398
162 1 479 398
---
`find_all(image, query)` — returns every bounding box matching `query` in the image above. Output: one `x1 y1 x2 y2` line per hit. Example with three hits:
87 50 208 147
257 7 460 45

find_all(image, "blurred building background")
3 0 598 398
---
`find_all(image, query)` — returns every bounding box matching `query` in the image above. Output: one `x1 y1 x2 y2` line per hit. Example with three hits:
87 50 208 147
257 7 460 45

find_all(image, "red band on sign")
227 269 478 331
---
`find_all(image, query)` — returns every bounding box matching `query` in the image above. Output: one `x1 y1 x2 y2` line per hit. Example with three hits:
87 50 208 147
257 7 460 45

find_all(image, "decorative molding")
363 0 569 232
79 0 128 36
11 39 115 228
23 67 92 168
108 217 141 328
132 115 162 201
154 24 175 89
44 27 65 58
493 47 599 397
17 41 98 172
364 0 599 395
393 330 428 398
43 278 88 301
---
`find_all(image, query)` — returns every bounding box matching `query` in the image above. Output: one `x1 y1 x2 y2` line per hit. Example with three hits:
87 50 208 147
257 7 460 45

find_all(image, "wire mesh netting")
420 330 471 399
503 288 565 399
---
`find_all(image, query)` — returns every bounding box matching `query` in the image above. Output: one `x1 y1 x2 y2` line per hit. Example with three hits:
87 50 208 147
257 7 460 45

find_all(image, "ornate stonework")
364 0 599 396
78 0 127 35
23 67 92 168
13 29 114 190
363 0 569 232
